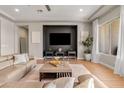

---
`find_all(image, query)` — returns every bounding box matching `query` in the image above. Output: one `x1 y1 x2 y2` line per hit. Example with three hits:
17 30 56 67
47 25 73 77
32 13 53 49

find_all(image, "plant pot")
84 53 91 61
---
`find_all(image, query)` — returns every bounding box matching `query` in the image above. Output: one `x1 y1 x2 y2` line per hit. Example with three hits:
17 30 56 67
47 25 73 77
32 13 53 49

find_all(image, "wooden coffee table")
39 62 72 81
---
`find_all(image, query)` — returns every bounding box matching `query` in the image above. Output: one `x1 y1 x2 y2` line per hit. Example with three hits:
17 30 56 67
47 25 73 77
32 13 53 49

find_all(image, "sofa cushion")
0 65 25 86
0 76 6 87
1 82 43 88
25 53 29 62
0 56 13 70
44 77 75 88
7 65 27 82
26 60 36 69
74 78 94 88
0 60 36 86
0 54 36 86
0 65 27 82
0 56 8 62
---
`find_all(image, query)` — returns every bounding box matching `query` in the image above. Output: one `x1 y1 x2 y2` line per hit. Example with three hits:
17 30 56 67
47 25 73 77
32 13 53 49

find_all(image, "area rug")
19 64 91 83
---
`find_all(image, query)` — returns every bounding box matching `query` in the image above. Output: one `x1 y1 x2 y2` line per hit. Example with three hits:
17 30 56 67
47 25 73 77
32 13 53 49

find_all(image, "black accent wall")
43 25 77 56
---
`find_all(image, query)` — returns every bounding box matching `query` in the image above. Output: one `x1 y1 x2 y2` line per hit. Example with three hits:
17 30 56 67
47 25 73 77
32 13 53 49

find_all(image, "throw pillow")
43 82 56 88
78 74 92 83
25 53 29 62
14 54 27 64
45 77 75 88
74 78 94 88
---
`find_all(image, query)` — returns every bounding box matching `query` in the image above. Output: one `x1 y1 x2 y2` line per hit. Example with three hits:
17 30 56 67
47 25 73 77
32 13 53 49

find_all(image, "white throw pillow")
14 54 27 64
25 53 29 62
43 82 56 88
46 77 75 88
75 78 94 88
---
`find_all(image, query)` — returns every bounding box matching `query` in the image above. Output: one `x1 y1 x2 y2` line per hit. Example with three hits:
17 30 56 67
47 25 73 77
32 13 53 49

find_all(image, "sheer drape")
114 6 124 76
92 19 99 63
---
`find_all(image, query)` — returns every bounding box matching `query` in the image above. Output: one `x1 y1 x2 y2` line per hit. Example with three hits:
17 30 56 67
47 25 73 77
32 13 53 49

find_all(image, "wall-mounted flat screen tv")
49 33 71 45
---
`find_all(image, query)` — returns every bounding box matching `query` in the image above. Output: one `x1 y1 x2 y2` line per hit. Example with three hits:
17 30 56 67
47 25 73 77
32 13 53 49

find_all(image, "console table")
45 51 54 56
44 50 76 59
68 51 76 59
55 51 64 56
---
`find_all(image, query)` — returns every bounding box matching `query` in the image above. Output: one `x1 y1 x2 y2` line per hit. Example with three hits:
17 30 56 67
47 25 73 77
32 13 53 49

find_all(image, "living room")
0 1 124 92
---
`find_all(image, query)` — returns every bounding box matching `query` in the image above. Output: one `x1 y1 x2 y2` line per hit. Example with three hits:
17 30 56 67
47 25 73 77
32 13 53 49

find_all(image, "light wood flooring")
37 59 124 88
71 60 124 88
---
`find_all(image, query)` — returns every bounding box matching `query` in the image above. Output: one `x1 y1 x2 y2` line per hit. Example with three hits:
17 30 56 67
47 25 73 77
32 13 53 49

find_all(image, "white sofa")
0 55 107 88
77 74 108 88
0 55 36 86
1 82 44 88
43 74 108 88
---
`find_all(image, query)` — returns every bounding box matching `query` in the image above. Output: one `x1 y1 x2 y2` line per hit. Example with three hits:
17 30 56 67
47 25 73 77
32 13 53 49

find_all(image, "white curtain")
114 6 124 76
91 19 99 63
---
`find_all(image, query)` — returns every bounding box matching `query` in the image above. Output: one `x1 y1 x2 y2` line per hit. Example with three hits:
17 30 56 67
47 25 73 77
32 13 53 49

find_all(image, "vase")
58 48 62 52
84 53 91 61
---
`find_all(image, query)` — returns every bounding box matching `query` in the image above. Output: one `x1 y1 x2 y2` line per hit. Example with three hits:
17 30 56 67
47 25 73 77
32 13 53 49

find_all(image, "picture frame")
32 31 40 43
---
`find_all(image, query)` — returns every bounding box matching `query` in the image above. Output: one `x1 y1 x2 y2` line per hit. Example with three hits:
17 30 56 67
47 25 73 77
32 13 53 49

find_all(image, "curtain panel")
114 6 124 76
91 19 99 63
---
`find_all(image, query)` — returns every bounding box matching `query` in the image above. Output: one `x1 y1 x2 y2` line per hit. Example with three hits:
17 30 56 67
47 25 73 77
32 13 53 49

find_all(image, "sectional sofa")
0 55 38 87
0 54 107 88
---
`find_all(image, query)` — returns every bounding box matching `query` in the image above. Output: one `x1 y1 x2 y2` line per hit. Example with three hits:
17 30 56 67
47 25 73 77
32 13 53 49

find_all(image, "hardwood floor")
71 60 124 88
37 59 124 88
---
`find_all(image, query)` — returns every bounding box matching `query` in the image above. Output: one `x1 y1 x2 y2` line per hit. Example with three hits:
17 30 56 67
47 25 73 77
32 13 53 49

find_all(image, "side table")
68 51 76 59
55 51 64 56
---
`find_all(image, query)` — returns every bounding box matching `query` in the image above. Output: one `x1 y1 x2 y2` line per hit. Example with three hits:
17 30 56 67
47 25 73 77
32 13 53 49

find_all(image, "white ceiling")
0 5 101 22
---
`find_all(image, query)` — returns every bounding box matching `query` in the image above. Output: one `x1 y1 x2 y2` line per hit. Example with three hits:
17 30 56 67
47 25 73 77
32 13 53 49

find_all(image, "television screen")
49 33 71 45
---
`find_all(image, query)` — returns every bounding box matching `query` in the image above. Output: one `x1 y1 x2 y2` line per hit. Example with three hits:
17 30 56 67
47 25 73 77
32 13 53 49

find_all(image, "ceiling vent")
37 9 43 13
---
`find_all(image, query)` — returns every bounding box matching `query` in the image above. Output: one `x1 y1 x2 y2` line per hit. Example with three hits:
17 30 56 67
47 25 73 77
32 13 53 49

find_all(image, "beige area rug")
19 64 91 83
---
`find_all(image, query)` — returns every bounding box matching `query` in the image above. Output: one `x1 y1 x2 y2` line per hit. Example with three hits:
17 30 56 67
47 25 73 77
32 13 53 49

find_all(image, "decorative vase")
84 53 91 61
58 48 62 52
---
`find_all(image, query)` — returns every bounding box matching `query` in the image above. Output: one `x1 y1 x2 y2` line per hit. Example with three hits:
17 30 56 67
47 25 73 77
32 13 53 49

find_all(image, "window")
99 18 120 55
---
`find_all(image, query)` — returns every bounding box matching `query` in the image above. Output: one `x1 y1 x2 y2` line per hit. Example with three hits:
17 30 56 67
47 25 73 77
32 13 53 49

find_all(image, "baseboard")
77 57 84 60
34 57 44 60
100 62 114 70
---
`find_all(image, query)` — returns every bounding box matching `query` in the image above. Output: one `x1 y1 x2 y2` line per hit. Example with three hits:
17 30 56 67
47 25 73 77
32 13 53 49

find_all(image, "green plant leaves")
82 34 93 53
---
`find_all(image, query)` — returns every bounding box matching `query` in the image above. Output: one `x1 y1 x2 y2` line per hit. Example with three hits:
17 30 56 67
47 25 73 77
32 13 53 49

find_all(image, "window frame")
98 17 120 56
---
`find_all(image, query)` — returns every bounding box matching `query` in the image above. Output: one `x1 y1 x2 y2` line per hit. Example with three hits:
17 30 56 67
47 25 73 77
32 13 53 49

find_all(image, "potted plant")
82 34 93 61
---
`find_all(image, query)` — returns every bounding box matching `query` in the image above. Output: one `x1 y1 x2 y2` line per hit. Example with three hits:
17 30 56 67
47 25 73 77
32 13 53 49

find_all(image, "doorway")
17 25 29 54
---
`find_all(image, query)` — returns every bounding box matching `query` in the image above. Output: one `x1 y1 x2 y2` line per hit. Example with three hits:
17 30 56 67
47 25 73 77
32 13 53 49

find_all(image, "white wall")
14 26 19 54
0 15 17 56
97 6 120 69
99 6 120 25
28 23 43 58
17 22 91 59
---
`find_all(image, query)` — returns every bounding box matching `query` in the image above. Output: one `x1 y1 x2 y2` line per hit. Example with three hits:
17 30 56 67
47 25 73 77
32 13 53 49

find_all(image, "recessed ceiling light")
14 8 20 12
79 9 83 12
